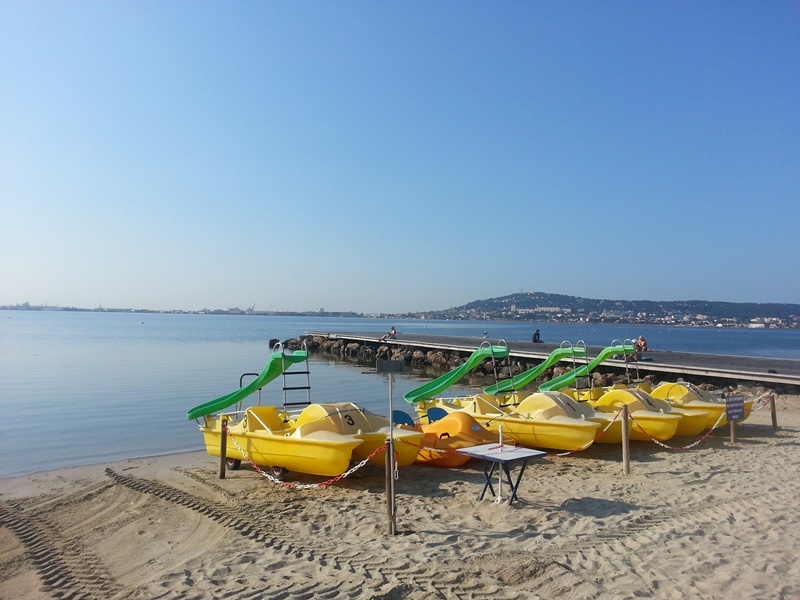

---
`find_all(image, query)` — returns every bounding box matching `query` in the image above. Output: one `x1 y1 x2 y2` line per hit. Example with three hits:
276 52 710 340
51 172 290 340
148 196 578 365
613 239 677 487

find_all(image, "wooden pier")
307 331 800 389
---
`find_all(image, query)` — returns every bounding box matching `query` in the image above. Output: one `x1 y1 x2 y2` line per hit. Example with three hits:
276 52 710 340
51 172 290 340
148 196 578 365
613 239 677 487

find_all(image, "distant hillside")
415 292 799 328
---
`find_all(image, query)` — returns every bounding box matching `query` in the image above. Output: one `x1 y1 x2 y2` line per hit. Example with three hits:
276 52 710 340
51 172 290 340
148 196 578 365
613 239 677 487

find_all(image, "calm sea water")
1 310 797 478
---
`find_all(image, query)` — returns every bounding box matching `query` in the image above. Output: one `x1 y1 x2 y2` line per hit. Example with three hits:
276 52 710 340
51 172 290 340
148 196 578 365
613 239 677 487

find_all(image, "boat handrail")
238 372 263 410
195 408 250 426
574 340 588 370
240 372 259 387
568 340 590 395
484 338 510 390
619 338 640 384
219 409 247 417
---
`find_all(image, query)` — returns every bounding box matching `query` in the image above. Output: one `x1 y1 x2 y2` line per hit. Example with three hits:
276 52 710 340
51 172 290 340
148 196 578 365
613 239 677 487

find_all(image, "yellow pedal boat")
589 388 709 440
417 394 601 452
649 381 753 428
294 402 424 467
200 405 363 478
486 390 624 444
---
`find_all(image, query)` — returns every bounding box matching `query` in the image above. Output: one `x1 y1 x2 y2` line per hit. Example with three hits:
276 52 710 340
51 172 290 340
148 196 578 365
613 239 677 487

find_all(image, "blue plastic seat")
426 407 448 423
392 410 415 427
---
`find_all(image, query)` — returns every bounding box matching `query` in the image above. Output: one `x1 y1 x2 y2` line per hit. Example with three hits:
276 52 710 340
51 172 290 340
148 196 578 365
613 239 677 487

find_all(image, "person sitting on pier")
532 329 542 343
623 336 649 362
380 326 397 341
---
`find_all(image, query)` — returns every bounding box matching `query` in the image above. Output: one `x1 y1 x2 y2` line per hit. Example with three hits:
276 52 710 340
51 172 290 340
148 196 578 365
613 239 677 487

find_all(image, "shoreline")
3 306 797 330
2 394 798 598
0 448 207 482
0 450 210 497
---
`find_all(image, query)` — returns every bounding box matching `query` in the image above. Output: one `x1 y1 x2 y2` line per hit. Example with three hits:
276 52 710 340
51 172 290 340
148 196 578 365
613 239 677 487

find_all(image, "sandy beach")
1 387 798 600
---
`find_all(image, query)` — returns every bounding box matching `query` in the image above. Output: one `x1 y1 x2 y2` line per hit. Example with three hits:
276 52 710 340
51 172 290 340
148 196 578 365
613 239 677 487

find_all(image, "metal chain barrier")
547 407 624 457
749 391 775 411
227 432 388 489
398 437 450 454
630 410 726 450
398 436 533 458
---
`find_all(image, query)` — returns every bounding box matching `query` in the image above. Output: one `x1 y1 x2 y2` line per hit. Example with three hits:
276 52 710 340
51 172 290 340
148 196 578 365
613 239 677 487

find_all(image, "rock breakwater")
284 334 638 389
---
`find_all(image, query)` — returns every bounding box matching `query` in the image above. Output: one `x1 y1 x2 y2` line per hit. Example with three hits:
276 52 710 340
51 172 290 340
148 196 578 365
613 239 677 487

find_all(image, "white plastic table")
460 443 548 505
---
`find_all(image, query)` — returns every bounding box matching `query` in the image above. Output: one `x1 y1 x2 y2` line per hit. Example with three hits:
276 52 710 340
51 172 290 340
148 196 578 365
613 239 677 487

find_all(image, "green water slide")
187 349 309 420
482 345 587 395
537 343 636 392
403 342 509 405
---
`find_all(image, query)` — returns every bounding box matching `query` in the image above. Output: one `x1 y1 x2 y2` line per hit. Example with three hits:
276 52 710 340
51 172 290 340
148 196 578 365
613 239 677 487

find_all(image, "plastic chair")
392 410 415 427
426 407 448 423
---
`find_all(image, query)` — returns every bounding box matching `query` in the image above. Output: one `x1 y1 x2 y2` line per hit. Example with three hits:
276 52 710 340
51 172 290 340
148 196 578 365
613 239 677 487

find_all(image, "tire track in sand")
0 498 122 599
105 468 529 599
528 486 800 599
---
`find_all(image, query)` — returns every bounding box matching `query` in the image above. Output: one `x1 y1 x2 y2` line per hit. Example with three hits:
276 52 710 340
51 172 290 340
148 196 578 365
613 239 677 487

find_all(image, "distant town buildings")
411 292 799 329
3 292 798 329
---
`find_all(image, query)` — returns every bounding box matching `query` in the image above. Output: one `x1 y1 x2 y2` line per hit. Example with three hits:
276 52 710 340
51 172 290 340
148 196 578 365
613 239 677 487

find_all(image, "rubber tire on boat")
271 466 287 481
226 458 242 470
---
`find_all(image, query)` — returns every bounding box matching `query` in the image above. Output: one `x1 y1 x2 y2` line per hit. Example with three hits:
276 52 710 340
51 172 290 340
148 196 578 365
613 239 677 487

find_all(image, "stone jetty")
281 331 800 393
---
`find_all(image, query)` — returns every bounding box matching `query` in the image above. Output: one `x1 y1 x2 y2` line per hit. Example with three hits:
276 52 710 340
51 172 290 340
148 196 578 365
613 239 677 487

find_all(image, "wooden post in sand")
621 404 630 475
385 370 398 536
385 436 396 536
219 417 228 479
770 394 778 430
374 360 403 536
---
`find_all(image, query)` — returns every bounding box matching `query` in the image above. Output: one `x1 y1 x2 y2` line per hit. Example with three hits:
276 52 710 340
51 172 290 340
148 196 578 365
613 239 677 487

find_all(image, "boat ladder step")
281 342 312 412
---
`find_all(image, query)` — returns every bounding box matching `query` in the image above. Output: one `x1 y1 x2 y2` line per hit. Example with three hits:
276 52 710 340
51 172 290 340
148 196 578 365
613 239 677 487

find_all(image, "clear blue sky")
2 2 798 313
